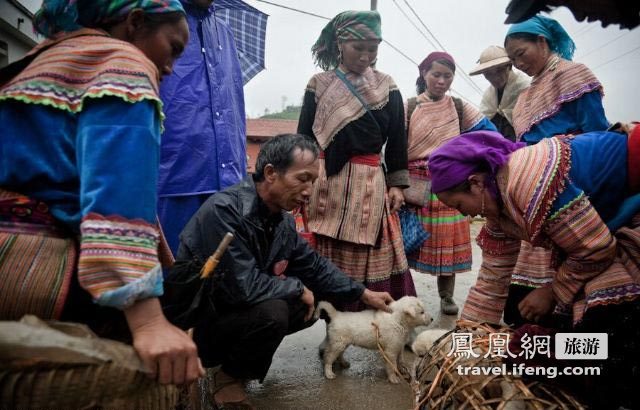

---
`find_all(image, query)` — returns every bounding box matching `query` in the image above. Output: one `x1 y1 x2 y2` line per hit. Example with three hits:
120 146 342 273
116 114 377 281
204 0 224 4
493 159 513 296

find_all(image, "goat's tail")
314 301 337 320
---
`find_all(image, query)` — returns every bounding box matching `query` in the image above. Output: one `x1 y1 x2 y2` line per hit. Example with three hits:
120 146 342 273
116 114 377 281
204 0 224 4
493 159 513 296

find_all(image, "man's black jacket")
164 176 365 319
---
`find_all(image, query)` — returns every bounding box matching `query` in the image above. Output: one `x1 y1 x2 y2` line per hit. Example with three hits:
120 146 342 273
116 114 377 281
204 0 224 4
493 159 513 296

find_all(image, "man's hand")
388 187 405 213
300 286 315 321
124 298 204 385
360 289 394 312
518 286 555 323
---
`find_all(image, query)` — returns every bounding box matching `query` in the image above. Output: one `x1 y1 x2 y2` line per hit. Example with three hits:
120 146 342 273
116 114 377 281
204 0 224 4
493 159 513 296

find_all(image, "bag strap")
334 68 380 128
334 69 386 173
452 96 464 132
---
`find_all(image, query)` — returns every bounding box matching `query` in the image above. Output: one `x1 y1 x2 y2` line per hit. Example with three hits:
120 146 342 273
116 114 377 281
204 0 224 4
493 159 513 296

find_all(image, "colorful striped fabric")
501 137 572 244
512 58 602 140
78 213 163 309
503 137 640 324
0 231 75 320
306 68 394 150
511 241 554 288
545 197 640 323
406 94 484 162
307 157 386 246
463 137 640 325
0 28 163 123
402 95 484 277
462 224 522 324
314 204 416 312
405 160 472 276
0 190 75 320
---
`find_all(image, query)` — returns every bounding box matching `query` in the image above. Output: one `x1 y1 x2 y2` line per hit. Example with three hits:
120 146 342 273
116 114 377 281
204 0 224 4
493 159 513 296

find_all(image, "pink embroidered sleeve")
545 197 616 314
461 224 521 324
77 213 163 309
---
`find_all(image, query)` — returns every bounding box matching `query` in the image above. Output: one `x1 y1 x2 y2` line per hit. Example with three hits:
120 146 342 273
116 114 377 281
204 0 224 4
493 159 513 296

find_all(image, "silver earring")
338 48 343 63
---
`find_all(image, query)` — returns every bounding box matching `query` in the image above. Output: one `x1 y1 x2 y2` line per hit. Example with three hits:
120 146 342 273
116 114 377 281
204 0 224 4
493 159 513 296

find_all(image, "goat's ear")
403 306 417 317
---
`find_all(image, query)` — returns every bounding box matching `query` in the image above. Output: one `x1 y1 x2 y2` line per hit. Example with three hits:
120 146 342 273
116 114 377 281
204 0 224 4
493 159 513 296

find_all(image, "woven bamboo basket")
414 320 585 410
0 315 180 410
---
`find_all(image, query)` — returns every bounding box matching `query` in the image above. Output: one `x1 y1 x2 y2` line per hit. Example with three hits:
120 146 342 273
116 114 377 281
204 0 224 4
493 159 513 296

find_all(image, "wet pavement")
244 221 485 410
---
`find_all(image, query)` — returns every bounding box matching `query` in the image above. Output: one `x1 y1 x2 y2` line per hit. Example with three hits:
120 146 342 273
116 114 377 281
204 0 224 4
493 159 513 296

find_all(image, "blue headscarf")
34 0 185 38
506 15 576 60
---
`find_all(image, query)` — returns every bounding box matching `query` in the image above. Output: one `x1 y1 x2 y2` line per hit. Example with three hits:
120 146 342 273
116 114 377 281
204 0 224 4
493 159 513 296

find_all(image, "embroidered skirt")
406 160 472 276
315 204 416 311
309 156 415 311
0 189 76 320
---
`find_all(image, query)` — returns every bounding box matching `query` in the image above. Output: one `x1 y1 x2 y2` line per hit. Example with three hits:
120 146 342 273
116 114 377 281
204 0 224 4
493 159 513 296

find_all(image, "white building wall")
0 0 42 67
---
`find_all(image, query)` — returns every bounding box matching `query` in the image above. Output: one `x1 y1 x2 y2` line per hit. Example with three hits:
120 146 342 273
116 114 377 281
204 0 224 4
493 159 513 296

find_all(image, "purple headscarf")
429 131 526 193
418 51 455 74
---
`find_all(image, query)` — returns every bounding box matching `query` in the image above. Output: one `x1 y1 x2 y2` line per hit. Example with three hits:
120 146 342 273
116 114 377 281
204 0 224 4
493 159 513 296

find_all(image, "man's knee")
251 299 290 337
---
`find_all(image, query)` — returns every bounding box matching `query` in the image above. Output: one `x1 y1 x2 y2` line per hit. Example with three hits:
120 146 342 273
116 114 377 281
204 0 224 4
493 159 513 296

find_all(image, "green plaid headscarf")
34 0 185 38
312 10 382 71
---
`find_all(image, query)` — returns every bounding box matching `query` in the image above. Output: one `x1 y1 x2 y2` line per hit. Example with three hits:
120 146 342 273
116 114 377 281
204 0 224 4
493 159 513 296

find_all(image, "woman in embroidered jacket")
404 51 496 315
506 15 609 145
501 15 611 326
297 10 416 312
0 0 202 385
430 130 640 409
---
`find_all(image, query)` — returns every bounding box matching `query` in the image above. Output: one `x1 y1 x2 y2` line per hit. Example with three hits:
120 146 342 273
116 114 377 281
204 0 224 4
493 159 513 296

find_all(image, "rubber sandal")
209 369 256 410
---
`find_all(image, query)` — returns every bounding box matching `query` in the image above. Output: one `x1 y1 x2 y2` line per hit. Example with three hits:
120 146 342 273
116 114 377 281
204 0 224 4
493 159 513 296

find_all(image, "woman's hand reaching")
388 187 405 213
518 286 556 323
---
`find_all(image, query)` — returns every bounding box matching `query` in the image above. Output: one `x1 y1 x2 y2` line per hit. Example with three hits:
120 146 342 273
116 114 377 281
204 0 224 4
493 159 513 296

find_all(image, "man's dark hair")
254 134 320 181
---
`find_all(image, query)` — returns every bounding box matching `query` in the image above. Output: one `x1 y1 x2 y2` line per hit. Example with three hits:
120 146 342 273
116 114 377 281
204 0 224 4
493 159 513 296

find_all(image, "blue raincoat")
158 1 247 254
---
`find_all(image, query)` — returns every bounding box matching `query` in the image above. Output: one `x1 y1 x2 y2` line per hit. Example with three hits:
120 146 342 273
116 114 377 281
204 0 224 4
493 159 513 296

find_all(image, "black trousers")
193 298 315 381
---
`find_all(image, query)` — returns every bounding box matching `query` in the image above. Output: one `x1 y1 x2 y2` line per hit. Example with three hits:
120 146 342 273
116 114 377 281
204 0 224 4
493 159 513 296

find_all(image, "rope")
372 322 410 383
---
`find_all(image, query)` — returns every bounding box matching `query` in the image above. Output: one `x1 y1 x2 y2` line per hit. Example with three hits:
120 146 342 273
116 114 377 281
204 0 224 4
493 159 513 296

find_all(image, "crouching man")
165 134 394 408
